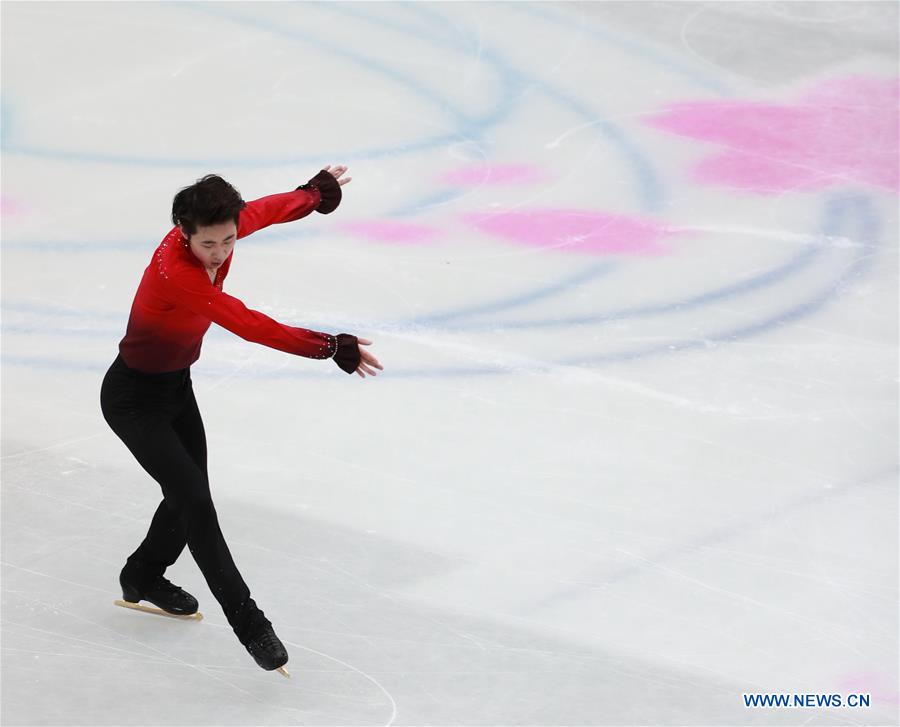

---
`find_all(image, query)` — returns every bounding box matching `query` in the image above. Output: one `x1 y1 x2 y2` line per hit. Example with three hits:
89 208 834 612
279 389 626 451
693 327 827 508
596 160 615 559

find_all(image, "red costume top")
118 173 358 374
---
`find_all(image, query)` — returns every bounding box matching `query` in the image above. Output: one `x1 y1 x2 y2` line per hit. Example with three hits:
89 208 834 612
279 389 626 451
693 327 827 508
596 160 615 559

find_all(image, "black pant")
100 353 268 644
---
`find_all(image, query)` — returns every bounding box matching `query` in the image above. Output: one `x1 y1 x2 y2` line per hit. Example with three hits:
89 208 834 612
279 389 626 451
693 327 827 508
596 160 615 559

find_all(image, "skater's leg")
125 497 187 581
100 359 185 582
101 361 269 642
171 377 208 478
127 379 210 577
169 383 272 641
106 412 266 638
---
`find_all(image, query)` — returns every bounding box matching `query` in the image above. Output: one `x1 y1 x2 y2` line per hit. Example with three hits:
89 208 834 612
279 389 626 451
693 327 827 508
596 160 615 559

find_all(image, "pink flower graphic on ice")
646 76 899 194
461 209 677 256
0 195 26 217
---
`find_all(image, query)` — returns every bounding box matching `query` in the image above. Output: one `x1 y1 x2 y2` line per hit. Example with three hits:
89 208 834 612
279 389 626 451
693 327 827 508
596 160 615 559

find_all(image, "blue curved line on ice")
410 261 621 325
0 4 491 166
0 194 879 376
3 3 865 374
0 218 824 336
1 259 621 333
2 1 674 326
564 193 878 365
401 230 825 331
329 1 666 213
513 3 730 96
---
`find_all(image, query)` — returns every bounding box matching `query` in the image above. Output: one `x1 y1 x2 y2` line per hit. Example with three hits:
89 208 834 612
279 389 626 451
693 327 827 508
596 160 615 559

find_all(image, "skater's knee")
166 478 212 514
182 485 213 514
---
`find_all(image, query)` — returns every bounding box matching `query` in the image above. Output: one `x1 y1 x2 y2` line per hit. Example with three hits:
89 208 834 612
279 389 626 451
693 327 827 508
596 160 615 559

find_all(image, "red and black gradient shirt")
118 173 359 374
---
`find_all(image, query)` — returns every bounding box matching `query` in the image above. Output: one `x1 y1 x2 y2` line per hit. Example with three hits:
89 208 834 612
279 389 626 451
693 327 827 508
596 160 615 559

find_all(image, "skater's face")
182 221 237 270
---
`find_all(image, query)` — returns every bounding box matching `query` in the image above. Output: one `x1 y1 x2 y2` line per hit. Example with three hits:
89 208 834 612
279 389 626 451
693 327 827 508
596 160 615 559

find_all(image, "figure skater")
99 166 382 674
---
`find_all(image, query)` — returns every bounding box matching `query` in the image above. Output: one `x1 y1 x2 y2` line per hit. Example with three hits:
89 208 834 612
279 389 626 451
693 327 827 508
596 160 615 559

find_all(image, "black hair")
171 174 246 237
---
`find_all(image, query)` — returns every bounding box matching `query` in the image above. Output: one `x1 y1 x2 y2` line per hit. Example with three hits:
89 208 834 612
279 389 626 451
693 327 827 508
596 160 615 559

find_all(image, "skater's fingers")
357 338 372 345
360 353 382 371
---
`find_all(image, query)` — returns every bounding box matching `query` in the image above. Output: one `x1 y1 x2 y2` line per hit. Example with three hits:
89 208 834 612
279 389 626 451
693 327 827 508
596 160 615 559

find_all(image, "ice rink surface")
2 1 898 725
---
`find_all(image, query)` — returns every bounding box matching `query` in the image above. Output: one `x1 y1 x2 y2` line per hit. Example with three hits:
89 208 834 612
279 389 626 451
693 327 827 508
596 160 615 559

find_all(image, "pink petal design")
439 164 548 186
646 76 900 194
338 220 443 245
0 195 25 217
460 209 676 256
692 151 837 193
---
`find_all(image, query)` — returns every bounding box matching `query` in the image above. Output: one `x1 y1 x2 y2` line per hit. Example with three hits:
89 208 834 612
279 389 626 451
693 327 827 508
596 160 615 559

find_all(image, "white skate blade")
113 599 203 621
276 666 290 678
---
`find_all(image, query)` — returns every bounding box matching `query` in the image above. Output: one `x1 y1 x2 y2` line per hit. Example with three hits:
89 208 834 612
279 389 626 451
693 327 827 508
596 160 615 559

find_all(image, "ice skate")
245 623 290 678
115 571 202 620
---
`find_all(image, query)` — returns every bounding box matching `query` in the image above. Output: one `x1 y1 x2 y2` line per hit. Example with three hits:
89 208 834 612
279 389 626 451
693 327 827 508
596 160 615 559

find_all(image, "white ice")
1 2 898 725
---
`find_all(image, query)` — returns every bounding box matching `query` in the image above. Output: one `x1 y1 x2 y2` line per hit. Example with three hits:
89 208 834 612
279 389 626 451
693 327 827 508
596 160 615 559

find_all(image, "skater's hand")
355 338 383 378
322 164 352 186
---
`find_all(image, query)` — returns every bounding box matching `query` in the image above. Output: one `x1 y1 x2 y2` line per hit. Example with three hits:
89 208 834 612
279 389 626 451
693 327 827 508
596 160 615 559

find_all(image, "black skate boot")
245 622 289 672
120 569 199 616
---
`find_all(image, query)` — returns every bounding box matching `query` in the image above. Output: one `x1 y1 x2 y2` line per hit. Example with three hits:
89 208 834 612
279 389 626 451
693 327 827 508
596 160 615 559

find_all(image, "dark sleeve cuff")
332 333 360 374
296 169 342 214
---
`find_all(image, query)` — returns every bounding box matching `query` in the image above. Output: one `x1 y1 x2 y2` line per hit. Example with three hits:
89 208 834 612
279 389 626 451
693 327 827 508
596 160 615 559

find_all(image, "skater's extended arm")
237 170 344 238
163 265 360 372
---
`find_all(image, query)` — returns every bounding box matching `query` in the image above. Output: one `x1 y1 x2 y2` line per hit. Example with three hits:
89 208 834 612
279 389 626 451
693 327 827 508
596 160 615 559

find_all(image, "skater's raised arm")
236 191 318 239
295 167 344 215
237 169 344 238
